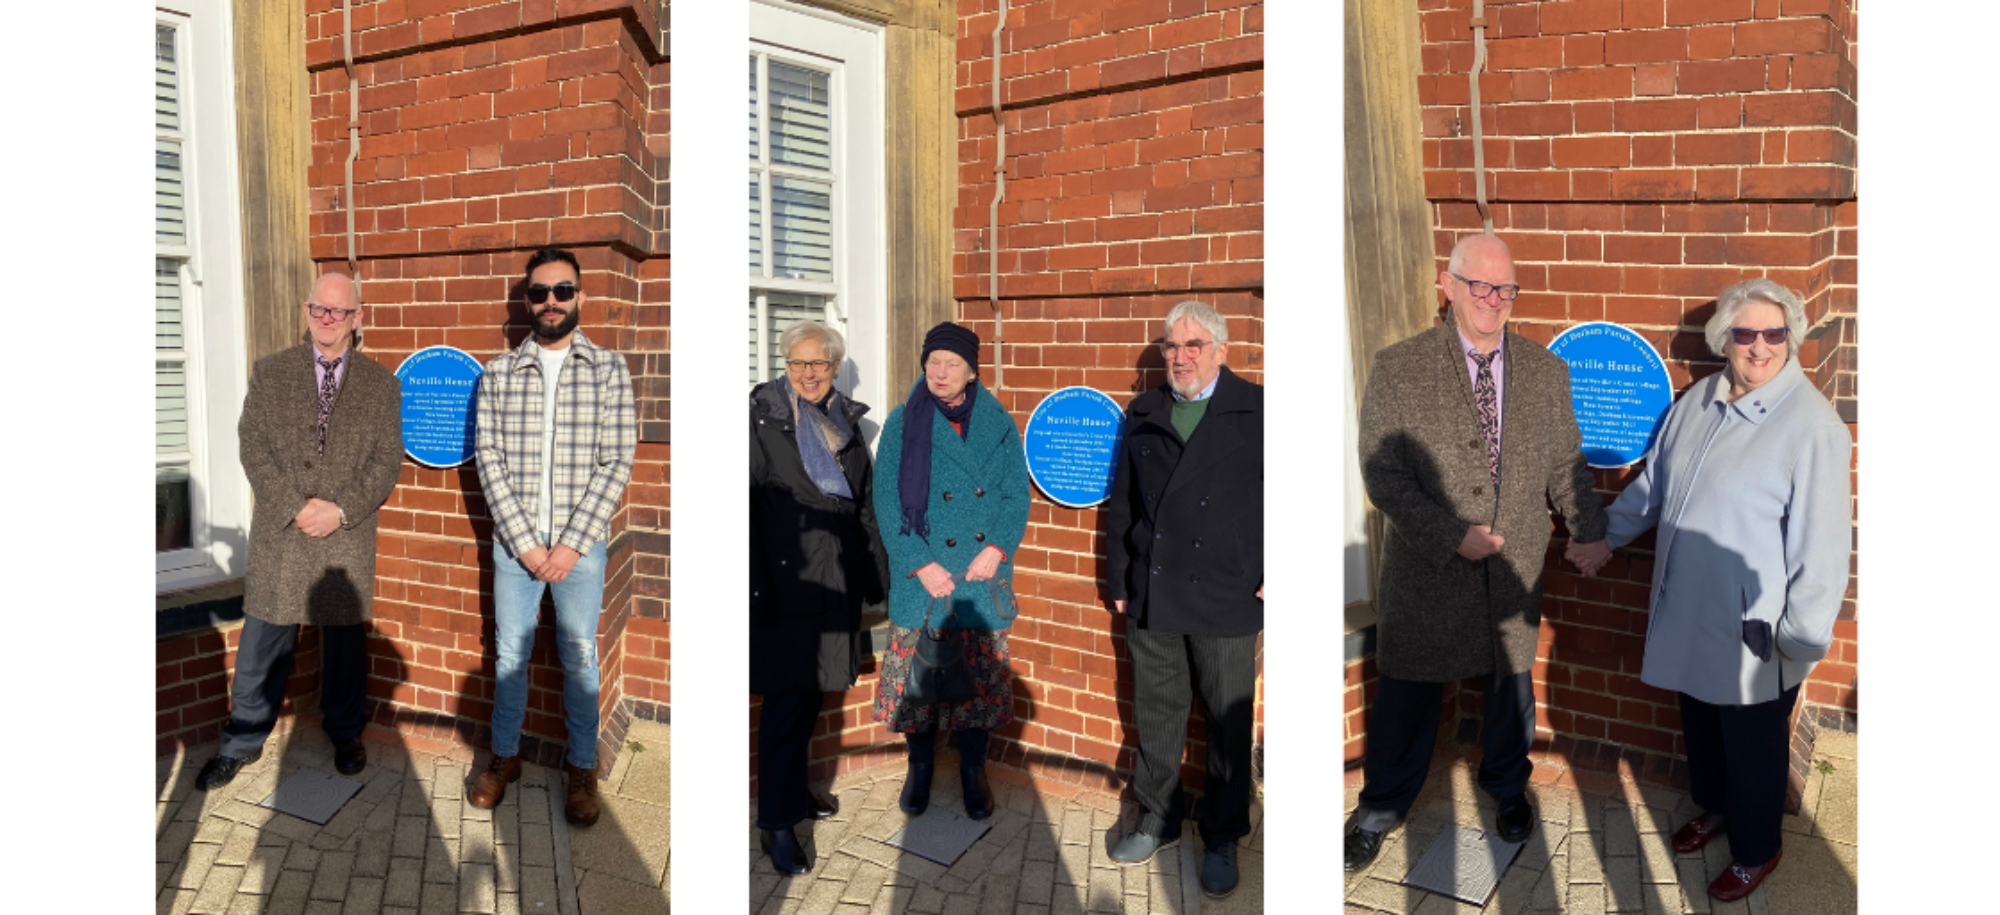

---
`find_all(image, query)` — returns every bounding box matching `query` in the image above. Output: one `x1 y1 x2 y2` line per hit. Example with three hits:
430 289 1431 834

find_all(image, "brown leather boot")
467 755 522 809
564 762 601 826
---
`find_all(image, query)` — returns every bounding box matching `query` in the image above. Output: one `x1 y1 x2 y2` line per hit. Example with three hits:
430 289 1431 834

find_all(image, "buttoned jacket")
474 331 637 557
1359 322 1608 681
238 343 404 627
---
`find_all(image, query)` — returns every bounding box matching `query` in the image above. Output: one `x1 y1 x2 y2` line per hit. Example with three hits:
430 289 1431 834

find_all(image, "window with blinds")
157 21 194 554
749 48 839 386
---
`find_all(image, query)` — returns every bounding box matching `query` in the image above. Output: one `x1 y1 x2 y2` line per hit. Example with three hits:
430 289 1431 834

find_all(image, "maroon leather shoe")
1670 813 1727 854
1708 850 1781 902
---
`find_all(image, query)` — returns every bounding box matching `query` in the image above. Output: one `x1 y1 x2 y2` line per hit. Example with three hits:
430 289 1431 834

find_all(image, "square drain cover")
258 768 363 825
884 811 992 867
1401 824 1524 906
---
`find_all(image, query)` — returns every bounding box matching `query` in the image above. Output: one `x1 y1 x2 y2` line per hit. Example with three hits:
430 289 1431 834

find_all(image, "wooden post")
232 0 315 364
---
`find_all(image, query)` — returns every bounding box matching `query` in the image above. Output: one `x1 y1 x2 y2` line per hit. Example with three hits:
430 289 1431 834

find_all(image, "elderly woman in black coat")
750 320 889 875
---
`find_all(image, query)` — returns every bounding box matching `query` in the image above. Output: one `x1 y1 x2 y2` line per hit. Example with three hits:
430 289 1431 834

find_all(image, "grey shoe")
1108 829 1180 867
1200 842 1239 898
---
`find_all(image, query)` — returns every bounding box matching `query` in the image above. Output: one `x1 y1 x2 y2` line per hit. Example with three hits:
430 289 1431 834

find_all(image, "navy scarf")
897 379 979 539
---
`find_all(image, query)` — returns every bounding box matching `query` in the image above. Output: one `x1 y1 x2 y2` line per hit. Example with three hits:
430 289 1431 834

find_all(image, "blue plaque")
1547 322 1673 468
394 346 483 468
1023 386 1125 508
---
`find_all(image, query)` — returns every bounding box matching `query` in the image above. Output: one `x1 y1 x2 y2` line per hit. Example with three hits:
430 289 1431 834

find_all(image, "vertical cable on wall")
987 0 1008 390
342 0 360 275
1468 0 1493 234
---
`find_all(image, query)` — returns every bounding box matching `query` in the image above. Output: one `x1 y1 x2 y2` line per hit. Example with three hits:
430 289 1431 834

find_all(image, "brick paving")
155 717 672 915
749 750 1264 915
1341 732 1859 915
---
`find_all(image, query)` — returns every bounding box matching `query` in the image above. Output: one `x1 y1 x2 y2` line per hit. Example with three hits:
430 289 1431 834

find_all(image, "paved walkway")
155 717 672 915
1342 731 1858 914
750 750 1264 915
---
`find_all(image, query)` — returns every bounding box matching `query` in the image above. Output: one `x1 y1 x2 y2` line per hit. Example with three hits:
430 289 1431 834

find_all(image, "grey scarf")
790 387 854 499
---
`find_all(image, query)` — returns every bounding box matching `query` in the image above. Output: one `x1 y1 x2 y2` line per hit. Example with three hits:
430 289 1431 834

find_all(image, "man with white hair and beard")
1104 300 1264 899
466 248 636 828
197 272 404 790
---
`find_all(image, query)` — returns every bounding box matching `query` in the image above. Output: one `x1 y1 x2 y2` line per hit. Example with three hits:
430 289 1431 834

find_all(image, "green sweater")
1170 396 1210 441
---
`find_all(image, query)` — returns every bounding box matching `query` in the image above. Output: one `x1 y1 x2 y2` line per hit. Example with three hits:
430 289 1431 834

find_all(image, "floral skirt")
872 625 1015 733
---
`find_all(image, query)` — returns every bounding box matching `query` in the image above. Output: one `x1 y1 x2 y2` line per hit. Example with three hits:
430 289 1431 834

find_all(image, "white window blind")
156 21 194 554
748 290 828 385
748 52 835 284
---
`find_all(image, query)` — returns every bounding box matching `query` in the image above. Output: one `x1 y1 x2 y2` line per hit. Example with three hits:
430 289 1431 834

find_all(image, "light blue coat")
1604 357 1851 705
872 381 1031 632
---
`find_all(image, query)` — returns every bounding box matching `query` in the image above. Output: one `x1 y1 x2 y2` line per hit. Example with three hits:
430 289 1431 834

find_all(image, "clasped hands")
293 498 342 538
1459 523 1612 578
518 544 583 583
916 545 1006 599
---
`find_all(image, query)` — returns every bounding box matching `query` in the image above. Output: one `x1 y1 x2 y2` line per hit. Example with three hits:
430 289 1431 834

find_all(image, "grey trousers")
219 616 369 758
1127 626 1260 847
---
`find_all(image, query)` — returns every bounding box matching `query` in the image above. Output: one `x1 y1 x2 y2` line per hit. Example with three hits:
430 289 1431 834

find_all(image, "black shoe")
899 761 934 815
1496 794 1535 843
334 738 366 776
759 826 811 876
195 749 263 792
1344 825 1388 874
961 765 993 821
1200 842 1239 898
809 788 838 821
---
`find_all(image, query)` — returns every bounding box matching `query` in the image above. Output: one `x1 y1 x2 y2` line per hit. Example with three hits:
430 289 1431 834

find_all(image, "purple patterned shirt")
313 347 349 394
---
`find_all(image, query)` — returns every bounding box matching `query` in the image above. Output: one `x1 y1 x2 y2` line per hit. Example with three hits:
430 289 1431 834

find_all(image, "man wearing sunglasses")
197 273 404 791
468 248 637 827
1346 233 1610 873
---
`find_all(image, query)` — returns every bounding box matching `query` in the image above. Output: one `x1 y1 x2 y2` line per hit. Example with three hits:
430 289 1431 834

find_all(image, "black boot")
900 731 936 815
956 728 993 820
759 825 810 875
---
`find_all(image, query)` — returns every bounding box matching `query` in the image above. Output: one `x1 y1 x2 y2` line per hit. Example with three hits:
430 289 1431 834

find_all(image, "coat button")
946 538 957 547
778 560 786 566
943 491 953 501
1198 497 1207 507
1470 439 1480 449
1154 530 1163 540
304 460 314 469
1145 492 1156 503
1193 538 1203 548
1141 446 1150 455
975 533 985 543
975 489 985 497
1190 574 1201 584
1473 486 1483 496
1151 566 1161 575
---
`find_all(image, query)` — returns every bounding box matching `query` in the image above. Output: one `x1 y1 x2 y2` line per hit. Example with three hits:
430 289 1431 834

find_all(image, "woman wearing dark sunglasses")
1569 278 1851 903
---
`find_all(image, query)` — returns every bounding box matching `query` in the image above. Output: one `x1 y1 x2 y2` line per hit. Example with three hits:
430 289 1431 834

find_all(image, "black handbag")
904 591 975 705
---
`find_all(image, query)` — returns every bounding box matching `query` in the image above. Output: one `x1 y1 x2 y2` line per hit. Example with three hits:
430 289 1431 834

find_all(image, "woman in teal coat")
871 322 1030 821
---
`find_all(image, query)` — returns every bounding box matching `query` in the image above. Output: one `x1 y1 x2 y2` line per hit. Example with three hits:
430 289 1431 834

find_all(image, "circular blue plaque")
1547 322 1673 468
1023 387 1126 508
394 346 483 468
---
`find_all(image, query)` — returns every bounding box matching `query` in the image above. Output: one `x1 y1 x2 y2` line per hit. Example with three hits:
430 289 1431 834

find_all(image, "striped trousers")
1127 626 1260 847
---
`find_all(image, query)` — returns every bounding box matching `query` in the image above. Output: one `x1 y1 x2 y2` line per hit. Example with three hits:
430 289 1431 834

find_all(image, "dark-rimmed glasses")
306 303 357 321
526 282 579 305
1729 327 1789 346
1159 339 1213 359
1451 273 1521 301
786 359 834 373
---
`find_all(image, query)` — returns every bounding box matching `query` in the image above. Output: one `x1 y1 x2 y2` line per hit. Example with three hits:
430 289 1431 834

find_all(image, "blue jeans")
491 536 607 769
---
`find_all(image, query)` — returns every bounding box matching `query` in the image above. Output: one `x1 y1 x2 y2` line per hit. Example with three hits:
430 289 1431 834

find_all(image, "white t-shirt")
536 343 569 540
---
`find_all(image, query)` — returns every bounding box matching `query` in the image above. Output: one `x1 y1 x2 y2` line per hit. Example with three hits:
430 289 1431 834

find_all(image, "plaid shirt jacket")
475 331 637 557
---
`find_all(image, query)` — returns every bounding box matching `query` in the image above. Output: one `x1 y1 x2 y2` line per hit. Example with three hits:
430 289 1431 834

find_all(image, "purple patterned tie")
1470 349 1499 486
317 354 343 456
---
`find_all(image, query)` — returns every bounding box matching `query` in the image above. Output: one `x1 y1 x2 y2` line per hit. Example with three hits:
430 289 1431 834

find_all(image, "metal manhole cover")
883 810 992 867
1401 824 1525 905
257 768 363 825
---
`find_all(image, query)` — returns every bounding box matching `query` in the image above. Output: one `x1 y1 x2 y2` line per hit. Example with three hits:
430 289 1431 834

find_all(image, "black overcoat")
1106 366 1264 637
749 379 891 695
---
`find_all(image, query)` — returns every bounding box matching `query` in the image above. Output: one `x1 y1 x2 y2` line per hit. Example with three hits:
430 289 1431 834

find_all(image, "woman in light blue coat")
1570 278 1850 903
871 322 1030 822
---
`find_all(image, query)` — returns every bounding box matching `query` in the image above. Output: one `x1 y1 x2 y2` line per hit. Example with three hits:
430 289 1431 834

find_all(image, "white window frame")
750 0 887 443
157 1 252 591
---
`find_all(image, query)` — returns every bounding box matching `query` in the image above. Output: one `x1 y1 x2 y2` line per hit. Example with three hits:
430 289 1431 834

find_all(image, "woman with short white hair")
1570 277 1850 902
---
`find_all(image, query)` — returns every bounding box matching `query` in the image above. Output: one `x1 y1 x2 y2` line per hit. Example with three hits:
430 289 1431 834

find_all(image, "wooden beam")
232 0 314 364
883 3 957 393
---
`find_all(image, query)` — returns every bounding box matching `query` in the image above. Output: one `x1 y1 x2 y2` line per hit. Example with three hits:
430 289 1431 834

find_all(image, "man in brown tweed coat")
196 273 404 791
1345 234 1610 872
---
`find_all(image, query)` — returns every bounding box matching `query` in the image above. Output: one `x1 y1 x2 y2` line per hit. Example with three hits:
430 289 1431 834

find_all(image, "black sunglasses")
525 282 578 305
1729 327 1789 346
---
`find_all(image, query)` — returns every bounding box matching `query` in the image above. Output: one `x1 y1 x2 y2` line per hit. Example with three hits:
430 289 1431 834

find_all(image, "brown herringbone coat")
1359 322 1608 682
239 343 404 627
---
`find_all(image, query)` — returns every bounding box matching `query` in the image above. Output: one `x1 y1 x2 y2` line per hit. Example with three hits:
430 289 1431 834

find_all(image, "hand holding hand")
1457 524 1505 561
916 562 955 599
535 545 581 583
964 546 1004 582
1565 539 1612 577
517 545 551 576
295 499 342 538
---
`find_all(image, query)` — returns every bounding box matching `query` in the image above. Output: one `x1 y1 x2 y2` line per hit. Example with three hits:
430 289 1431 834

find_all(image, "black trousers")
219 616 369 758
1127 626 1259 847
756 690 825 830
1679 684 1799 868
1358 669 1535 820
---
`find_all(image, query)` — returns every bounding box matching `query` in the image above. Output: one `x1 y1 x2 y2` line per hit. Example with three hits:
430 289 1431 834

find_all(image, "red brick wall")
760 0 1264 799
1342 0 1858 776
157 0 670 771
